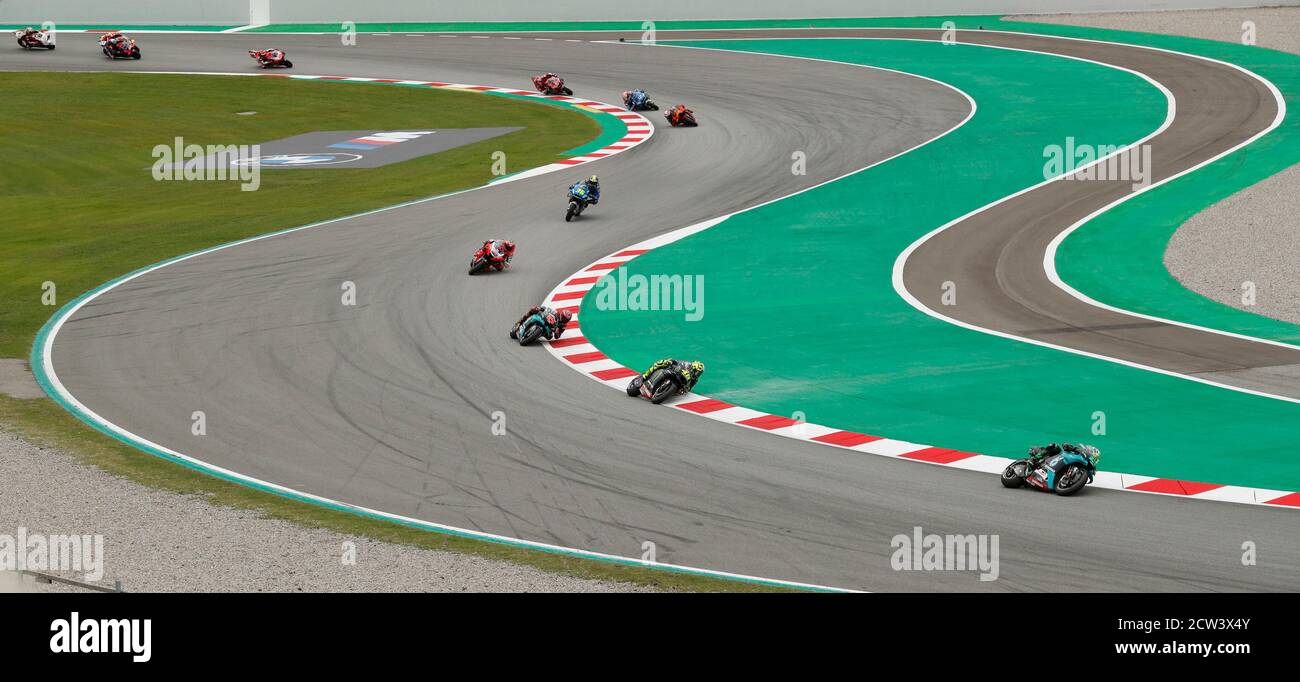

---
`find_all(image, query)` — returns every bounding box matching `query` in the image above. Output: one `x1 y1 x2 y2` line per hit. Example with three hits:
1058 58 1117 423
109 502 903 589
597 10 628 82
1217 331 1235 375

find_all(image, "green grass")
0 72 599 358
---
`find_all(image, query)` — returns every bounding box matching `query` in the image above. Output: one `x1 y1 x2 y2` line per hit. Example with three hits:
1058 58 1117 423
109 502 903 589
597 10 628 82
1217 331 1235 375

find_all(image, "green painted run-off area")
580 33 1300 492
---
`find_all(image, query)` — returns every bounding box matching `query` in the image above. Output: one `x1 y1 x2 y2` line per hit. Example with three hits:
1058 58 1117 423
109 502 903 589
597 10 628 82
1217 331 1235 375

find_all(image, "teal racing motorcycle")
1001 444 1100 497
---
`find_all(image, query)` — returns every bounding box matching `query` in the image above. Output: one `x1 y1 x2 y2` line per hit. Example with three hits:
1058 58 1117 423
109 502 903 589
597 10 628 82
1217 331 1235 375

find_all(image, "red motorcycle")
14 29 55 50
99 33 140 60
531 74 573 96
250 49 293 69
665 105 698 128
468 240 514 275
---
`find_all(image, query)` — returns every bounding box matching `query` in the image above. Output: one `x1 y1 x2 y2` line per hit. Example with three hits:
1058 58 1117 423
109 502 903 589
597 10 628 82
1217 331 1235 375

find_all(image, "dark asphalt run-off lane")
7 28 1298 591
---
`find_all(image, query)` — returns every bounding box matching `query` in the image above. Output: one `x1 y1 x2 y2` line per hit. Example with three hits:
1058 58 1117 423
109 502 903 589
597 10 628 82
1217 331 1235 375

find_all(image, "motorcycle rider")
1027 442 1101 466
622 88 650 110
666 104 694 126
569 175 600 205
640 358 705 394
258 48 285 63
479 238 516 271
509 305 572 341
536 72 563 93
101 32 131 55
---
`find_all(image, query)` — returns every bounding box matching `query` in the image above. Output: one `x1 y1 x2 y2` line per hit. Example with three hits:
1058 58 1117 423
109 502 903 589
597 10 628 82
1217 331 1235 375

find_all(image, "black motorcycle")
626 367 689 404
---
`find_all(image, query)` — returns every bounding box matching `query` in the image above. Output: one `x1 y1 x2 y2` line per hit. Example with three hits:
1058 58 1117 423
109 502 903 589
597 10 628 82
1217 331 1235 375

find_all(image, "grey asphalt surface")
9 29 1300 591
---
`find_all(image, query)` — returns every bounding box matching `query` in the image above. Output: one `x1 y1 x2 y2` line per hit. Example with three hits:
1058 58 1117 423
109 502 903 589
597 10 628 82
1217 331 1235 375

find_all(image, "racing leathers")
569 180 600 205
509 305 569 341
642 359 702 394
481 239 515 271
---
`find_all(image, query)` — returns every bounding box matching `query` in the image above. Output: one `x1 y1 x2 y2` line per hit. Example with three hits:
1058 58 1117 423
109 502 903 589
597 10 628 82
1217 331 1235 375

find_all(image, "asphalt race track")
9 28 1300 591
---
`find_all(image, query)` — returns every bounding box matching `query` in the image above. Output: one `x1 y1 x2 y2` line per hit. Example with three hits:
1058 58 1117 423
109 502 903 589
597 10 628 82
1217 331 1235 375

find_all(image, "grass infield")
0 71 597 357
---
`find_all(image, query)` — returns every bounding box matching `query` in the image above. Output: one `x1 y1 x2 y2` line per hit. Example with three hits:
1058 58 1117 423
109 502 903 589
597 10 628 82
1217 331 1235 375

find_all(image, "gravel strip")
1009 9 1300 325
0 427 657 592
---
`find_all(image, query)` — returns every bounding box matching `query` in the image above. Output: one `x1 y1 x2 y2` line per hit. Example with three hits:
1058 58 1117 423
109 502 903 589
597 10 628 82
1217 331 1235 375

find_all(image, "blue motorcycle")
1001 445 1100 496
565 183 595 222
515 311 557 346
623 88 658 111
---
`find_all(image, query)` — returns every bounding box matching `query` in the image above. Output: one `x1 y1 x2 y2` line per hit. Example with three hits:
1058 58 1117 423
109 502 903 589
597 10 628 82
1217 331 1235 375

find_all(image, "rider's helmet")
556 310 573 325
1082 445 1101 466
690 360 705 376
587 175 599 188
502 240 516 256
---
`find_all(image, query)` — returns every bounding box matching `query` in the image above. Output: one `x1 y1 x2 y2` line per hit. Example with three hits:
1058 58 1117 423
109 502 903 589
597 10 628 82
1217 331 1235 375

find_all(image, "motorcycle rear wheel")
1000 462 1027 488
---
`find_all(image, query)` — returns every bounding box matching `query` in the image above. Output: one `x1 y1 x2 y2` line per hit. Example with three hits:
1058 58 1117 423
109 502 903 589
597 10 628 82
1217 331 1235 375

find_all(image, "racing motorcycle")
514 311 558 346
1000 445 1100 497
623 89 658 111
565 183 594 222
100 34 141 60
468 243 507 275
531 74 573 96
625 367 689 404
14 29 55 50
249 49 293 69
665 106 698 127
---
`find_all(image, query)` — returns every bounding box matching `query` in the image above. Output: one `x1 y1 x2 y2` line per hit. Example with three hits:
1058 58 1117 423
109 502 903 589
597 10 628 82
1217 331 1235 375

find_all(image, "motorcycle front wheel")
565 201 578 222
1053 465 1088 496
648 373 677 404
519 324 544 346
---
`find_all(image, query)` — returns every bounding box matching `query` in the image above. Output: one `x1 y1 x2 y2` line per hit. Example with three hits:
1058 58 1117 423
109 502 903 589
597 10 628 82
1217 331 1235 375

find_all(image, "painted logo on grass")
151 137 262 191
240 128 522 170
234 153 363 167
328 130 435 150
